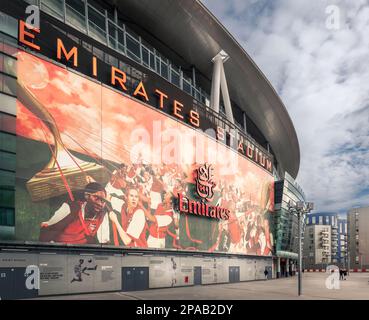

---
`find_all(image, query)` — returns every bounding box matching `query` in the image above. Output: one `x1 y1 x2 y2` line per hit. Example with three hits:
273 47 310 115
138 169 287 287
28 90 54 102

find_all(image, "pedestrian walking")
339 269 344 280
264 268 269 280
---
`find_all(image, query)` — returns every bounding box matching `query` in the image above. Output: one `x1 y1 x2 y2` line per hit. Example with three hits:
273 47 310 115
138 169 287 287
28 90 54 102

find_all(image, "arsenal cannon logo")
195 163 216 202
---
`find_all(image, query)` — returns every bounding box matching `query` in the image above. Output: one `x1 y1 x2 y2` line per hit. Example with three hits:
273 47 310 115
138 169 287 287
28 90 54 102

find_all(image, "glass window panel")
160 61 168 80
0 189 15 208
193 88 200 101
0 207 15 226
0 113 16 134
125 26 139 41
126 34 140 61
0 170 15 188
171 69 180 87
1 54 17 77
142 47 149 67
183 79 191 95
149 52 155 71
41 0 64 20
0 12 18 38
0 132 16 153
0 93 16 115
108 22 118 49
66 0 86 32
0 34 18 56
2 74 17 96
88 0 105 15
0 151 16 171
117 29 125 53
24 0 38 4
106 7 115 22
88 6 107 43
171 64 180 73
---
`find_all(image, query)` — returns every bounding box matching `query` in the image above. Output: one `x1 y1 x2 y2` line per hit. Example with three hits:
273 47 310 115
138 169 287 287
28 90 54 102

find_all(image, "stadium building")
0 0 301 299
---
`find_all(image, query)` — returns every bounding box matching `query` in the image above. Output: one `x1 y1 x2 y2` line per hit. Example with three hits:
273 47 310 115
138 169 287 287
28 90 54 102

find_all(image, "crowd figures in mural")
39 161 273 256
15 51 274 257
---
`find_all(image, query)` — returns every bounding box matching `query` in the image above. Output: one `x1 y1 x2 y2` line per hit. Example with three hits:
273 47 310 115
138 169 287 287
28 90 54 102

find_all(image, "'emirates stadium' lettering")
18 20 273 174
177 193 230 220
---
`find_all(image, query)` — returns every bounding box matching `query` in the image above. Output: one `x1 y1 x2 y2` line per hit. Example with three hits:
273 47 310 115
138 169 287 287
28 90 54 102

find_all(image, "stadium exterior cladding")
115 0 300 179
0 0 299 299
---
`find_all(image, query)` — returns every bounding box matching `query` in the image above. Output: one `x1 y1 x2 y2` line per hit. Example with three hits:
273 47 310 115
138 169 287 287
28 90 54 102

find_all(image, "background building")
273 172 306 277
303 224 331 269
337 218 348 268
0 0 302 299
347 207 369 271
305 212 339 264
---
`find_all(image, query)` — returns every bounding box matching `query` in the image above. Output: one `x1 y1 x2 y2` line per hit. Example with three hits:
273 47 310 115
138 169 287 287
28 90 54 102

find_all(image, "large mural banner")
13 51 274 256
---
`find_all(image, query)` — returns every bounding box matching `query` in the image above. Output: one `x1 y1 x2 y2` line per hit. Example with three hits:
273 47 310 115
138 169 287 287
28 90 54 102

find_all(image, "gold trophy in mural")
8 53 109 201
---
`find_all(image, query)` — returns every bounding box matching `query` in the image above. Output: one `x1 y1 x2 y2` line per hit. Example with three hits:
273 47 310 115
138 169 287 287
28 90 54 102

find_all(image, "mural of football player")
146 191 175 248
109 186 148 247
39 182 110 244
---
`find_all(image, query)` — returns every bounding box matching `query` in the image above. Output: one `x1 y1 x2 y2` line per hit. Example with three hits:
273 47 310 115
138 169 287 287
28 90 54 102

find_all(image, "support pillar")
210 50 234 123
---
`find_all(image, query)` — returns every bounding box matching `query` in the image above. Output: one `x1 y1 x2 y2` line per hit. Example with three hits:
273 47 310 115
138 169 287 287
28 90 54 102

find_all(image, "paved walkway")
33 273 369 300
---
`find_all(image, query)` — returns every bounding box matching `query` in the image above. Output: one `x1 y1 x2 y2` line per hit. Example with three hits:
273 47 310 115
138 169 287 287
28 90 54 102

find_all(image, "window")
88 5 107 43
66 0 86 32
142 47 149 67
117 29 125 53
319 216 323 225
0 74 17 96
108 21 117 49
171 67 180 88
0 12 18 38
0 112 16 133
126 34 140 62
0 53 17 77
149 51 155 71
0 170 15 188
41 0 64 21
0 33 18 56
0 188 14 208
183 78 191 95
312 216 316 224
0 207 15 226
160 60 169 80
0 151 15 171
0 132 16 153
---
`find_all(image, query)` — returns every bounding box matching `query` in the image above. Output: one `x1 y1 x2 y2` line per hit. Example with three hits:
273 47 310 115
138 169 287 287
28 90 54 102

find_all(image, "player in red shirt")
39 182 109 244
109 187 148 248
146 191 175 248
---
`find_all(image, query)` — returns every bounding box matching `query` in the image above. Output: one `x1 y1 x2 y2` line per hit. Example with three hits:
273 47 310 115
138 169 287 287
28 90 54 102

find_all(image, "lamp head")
296 201 305 210
306 202 314 211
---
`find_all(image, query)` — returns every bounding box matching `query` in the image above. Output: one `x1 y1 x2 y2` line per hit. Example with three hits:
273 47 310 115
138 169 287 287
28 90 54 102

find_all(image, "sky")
201 0 369 216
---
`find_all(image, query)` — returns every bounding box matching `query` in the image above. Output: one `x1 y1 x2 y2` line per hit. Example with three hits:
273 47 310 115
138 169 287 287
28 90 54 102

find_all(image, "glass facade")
0 15 17 237
273 172 306 259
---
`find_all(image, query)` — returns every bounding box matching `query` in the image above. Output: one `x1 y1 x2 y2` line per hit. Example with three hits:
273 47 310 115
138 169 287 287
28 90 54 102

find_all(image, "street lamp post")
288 200 314 296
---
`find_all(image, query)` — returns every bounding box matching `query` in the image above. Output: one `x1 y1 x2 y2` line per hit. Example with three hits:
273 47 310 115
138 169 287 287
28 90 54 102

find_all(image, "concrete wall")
0 250 272 299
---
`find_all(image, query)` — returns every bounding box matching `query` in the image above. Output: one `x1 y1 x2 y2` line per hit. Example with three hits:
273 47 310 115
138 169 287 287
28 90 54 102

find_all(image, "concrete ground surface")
32 273 369 300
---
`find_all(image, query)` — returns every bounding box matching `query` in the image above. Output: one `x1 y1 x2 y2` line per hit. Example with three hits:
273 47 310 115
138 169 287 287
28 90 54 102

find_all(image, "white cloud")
202 0 369 214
